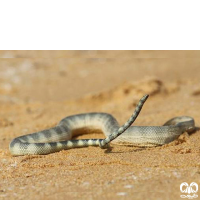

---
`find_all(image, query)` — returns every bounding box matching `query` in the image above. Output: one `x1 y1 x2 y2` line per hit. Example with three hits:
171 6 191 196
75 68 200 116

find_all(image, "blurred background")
0 50 200 104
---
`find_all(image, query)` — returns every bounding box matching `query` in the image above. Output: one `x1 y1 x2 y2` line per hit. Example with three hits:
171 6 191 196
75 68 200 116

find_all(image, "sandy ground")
0 50 200 200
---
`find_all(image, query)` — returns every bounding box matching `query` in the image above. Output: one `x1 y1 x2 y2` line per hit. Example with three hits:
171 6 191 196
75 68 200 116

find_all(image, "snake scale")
9 95 195 156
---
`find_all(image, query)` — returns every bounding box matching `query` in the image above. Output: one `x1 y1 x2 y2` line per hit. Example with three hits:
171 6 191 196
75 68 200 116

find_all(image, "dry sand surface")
0 50 200 200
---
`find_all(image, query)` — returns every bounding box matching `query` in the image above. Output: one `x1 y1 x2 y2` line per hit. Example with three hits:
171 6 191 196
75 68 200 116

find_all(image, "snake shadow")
103 146 148 154
191 126 200 134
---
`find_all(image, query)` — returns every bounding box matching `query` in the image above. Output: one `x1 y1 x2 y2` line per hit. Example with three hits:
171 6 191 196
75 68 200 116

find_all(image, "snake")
9 94 195 156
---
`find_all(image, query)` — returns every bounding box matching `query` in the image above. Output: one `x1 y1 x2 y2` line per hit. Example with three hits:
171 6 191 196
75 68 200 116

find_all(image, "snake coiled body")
9 95 195 156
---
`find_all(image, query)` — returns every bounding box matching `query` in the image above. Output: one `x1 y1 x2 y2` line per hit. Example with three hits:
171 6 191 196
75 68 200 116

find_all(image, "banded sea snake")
9 95 195 156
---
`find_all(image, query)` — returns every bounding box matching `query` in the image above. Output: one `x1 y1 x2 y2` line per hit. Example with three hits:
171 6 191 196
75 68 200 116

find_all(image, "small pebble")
117 192 127 196
124 185 133 189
